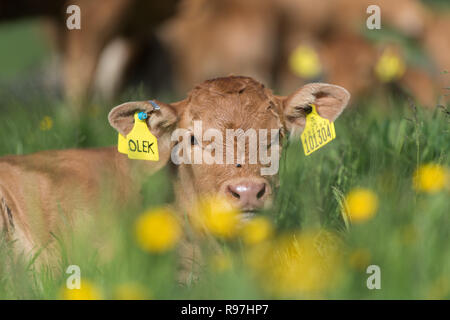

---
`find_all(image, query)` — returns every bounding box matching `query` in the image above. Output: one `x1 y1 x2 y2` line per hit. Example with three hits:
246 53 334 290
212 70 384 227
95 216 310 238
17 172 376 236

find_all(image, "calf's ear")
282 83 350 138
108 100 179 137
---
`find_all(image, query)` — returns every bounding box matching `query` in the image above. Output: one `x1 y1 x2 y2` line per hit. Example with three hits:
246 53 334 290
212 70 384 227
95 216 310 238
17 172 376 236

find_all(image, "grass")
0 19 48 79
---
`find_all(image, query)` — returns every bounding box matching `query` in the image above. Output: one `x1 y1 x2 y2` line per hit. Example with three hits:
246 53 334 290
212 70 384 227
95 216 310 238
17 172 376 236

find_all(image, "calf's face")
109 76 349 216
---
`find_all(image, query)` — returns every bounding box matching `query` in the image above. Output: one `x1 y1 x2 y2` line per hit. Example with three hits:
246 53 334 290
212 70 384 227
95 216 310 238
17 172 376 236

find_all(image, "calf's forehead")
181 80 282 131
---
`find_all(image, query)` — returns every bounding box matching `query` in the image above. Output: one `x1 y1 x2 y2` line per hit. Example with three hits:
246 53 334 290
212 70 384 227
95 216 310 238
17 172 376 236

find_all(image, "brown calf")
0 76 349 276
164 0 447 106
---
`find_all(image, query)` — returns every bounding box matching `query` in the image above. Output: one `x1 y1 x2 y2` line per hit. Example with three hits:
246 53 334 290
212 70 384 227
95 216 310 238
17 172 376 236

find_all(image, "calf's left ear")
108 100 178 137
282 83 350 138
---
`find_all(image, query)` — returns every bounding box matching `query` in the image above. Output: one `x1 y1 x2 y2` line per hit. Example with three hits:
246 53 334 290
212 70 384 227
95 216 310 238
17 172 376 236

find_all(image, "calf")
0 76 349 275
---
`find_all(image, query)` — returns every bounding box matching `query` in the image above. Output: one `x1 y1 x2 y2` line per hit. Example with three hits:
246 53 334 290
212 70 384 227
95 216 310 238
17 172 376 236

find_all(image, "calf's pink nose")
226 181 267 209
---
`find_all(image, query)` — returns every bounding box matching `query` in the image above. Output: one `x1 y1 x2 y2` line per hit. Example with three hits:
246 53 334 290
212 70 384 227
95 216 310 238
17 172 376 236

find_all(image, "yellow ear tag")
301 104 336 156
117 133 128 154
125 112 159 161
374 48 406 83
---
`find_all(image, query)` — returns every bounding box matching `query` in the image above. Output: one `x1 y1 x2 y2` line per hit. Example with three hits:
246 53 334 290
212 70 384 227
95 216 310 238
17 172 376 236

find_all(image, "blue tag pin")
137 112 148 121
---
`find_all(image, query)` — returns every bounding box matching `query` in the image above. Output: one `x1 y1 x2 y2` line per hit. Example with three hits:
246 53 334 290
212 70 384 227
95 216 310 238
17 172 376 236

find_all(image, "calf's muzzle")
223 178 271 212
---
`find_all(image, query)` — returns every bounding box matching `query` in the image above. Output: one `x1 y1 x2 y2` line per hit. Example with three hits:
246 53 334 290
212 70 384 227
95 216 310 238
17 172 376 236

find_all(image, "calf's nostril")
227 186 241 199
256 184 266 199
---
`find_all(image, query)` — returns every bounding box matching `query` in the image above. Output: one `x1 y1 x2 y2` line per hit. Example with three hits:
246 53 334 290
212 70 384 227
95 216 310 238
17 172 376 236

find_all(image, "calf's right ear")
282 83 350 139
108 100 179 138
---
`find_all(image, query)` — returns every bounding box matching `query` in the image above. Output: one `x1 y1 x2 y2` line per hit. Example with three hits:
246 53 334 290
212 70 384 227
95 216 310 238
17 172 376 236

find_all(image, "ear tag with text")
301 104 336 156
125 112 159 161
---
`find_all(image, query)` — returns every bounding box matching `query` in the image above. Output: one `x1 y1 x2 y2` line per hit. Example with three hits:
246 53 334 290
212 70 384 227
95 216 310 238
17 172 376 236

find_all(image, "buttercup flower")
413 163 448 194
375 48 406 83
40 116 53 131
247 229 342 297
60 280 102 300
239 217 273 245
114 283 150 300
135 207 181 253
289 45 322 79
344 188 379 223
193 195 239 239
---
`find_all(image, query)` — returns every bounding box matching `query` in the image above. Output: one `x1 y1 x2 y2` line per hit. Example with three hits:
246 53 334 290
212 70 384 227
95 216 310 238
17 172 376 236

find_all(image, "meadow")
0 20 449 300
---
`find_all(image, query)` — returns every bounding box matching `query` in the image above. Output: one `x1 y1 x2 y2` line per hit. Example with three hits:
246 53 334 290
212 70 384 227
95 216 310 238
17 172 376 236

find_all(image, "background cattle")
162 0 449 106
1 0 449 109
0 0 179 110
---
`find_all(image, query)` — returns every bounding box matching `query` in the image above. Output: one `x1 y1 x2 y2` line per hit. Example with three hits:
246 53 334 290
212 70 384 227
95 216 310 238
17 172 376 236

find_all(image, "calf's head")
109 76 349 217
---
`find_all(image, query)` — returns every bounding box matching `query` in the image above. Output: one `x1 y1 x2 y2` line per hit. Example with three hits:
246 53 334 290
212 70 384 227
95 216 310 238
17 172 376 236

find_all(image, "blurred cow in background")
160 0 279 94
0 0 179 110
1 0 449 108
275 0 449 106
161 0 449 107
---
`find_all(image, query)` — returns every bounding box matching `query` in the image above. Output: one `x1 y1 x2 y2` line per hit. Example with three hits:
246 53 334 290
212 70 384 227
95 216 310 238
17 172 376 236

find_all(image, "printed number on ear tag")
301 104 336 156
123 112 159 161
